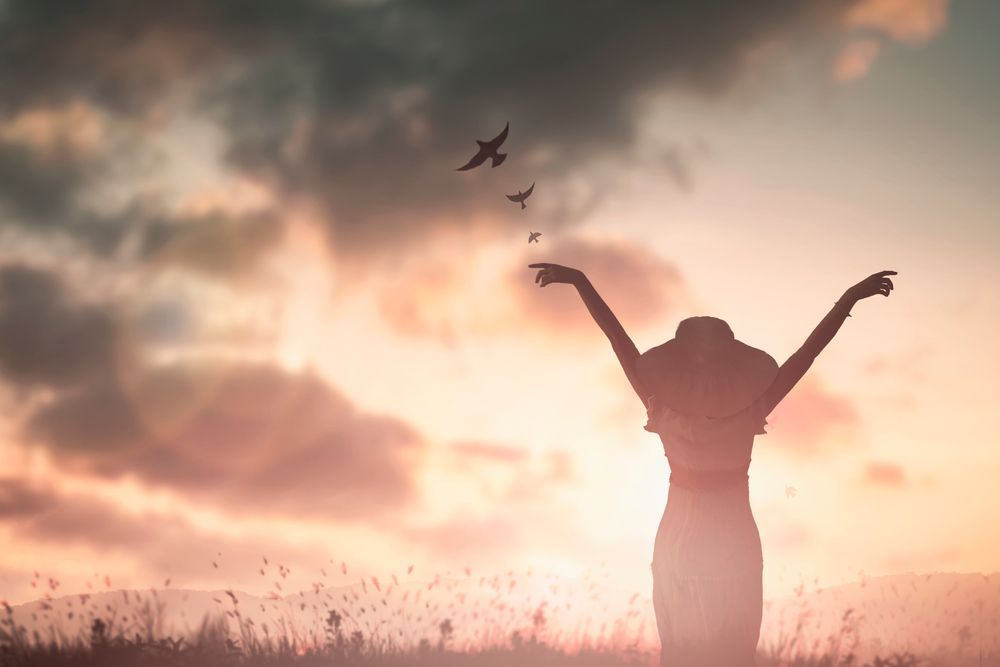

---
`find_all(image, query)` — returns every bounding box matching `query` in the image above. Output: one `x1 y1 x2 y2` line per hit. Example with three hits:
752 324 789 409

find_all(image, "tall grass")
3 567 998 667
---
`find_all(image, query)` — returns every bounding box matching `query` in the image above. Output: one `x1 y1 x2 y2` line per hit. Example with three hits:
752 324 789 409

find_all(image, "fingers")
879 276 894 297
531 263 552 285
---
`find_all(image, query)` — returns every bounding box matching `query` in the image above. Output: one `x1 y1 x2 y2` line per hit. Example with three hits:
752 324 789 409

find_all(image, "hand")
844 270 897 302
528 263 584 287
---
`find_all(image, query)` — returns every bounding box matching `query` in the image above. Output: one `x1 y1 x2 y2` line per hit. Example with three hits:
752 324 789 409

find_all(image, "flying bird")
785 485 797 499
507 181 534 209
528 231 542 244
456 122 509 170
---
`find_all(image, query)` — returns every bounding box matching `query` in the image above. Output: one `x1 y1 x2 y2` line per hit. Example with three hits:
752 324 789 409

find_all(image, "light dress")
645 394 770 667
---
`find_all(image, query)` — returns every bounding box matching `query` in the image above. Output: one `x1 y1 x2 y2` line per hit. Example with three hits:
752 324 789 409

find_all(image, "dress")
645 394 770 667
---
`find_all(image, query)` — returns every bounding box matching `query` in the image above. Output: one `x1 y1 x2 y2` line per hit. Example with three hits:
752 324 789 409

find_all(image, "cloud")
0 117 284 275
375 235 689 344
832 38 882 82
0 477 327 582
0 264 116 388
508 235 689 338
0 0 919 267
863 461 907 487
450 442 530 465
0 261 424 520
831 0 951 84
845 0 950 44
860 346 928 383
206 0 863 258
376 259 463 346
763 376 862 456
402 515 523 565
0 130 100 232
24 363 427 519
0 477 59 518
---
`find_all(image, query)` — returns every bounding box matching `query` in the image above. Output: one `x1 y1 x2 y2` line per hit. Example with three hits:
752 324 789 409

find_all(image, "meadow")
2 566 997 667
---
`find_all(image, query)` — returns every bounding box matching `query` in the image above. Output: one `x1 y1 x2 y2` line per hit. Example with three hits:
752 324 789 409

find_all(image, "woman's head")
637 315 779 417
674 316 734 366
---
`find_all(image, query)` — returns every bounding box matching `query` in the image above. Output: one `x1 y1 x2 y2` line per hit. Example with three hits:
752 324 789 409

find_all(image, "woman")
528 262 896 666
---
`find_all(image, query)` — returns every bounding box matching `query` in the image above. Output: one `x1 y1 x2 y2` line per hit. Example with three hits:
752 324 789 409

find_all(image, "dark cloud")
0 138 95 228
0 0 869 264
0 126 283 272
25 363 427 519
208 0 854 257
0 261 423 519
133 206 285 279
0 264 115 388
0 477 58 518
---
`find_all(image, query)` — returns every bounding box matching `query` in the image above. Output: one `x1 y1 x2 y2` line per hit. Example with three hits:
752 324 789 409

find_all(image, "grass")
2 568 998 667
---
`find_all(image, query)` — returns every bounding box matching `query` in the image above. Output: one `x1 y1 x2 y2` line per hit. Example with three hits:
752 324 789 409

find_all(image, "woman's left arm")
760 270 897 418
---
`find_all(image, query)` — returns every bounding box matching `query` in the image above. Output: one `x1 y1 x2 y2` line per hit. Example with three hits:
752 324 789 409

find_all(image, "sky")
0 0 997 615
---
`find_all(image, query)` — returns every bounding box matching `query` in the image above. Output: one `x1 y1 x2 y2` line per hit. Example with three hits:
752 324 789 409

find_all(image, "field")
3 569 998 667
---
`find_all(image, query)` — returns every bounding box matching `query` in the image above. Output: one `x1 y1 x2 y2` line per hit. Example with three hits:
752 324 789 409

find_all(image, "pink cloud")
831 0 950 84
763 376 862 456
450 441 530 465
402 515 522 564
846 0 950 44
863 461 907 487
508 235 689 338
0 477 326 583
377 235 690 344
25 363 428 520
377 260 462 345
832 38 882 83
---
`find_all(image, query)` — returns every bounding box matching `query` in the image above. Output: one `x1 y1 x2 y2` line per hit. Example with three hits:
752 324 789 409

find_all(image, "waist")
668 463 749 492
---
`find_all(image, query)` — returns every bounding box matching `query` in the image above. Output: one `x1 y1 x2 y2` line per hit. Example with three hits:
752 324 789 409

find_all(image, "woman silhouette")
528 263 896 666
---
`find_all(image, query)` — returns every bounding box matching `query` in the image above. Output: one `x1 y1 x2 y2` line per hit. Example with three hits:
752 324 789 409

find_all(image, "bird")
528 231 541 244
785 485 797 499
456 122 509 170
507 181 534 209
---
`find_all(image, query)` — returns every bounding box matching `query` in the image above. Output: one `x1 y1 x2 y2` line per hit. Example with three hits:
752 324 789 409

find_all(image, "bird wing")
456 150 487 171
522 182 534 198
488 121 509 148
506 193 521 202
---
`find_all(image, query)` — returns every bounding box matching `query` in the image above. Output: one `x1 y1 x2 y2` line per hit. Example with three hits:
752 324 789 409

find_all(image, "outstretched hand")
528 263 584 287
845 270 897 301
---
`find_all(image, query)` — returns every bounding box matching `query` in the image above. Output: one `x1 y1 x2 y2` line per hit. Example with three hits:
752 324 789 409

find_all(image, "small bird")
456 122 509 170
507 181 534 209
785 485 797 499
528 231 541 244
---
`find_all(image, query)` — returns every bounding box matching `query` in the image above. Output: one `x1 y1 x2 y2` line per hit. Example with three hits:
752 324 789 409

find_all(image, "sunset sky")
0 0 997 612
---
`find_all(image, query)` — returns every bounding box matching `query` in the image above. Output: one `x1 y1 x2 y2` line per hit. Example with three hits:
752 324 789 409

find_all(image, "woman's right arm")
529 263 651 409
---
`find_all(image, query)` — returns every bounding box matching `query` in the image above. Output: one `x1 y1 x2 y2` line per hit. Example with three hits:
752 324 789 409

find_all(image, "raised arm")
529 263 650 409
759 270 897 418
